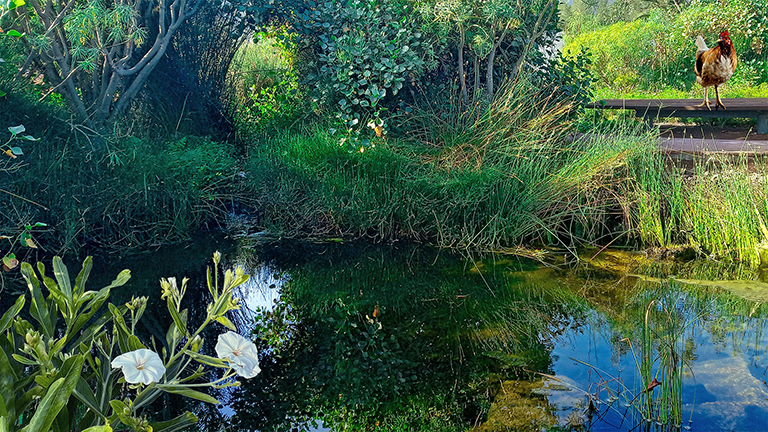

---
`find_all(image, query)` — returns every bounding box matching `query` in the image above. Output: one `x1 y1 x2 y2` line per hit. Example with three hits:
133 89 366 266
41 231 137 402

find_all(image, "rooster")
695 30 737 110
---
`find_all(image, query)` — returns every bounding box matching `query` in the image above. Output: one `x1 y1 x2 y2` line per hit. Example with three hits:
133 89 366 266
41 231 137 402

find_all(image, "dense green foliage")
562 0 768 97
291 0 427 147
245 83 656 250
2 0 768 265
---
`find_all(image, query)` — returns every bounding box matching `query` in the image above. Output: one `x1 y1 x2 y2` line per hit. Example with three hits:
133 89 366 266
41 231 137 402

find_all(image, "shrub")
290 0 427 149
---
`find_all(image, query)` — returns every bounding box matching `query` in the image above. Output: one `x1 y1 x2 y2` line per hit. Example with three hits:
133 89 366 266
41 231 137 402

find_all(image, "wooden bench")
587 98 768 134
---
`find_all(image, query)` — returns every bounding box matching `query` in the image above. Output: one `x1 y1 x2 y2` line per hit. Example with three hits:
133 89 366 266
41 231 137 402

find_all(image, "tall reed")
249 80 656 251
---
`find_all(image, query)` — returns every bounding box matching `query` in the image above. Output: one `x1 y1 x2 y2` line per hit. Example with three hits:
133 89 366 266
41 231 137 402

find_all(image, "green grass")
626 151 768 265
245 82 657 251
595 82 768 100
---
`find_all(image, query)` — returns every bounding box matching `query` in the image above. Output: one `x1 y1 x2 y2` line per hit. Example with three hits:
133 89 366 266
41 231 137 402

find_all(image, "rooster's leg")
715 85 726 110
698 87 711 110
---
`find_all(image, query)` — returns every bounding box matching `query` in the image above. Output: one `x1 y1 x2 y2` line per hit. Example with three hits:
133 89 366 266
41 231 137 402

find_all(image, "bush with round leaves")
292 0 427 149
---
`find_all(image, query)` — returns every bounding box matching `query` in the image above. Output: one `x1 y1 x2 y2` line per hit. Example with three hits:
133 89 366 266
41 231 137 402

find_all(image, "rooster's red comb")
720 30 730 39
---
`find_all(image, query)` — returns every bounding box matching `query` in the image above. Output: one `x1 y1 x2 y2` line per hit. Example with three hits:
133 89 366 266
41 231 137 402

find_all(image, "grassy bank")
1 98 245 257
245 85 658 251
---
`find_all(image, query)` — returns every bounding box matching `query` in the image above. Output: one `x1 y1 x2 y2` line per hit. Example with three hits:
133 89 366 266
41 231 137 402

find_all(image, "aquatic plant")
0 251 258 432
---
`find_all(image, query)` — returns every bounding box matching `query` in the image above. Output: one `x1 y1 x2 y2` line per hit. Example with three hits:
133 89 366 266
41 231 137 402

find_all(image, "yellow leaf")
25 238 38 248
4 149 17 159
2 257 18 271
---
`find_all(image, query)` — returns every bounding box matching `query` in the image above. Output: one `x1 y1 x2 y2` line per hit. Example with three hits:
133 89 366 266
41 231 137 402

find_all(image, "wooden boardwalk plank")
587 98 768 134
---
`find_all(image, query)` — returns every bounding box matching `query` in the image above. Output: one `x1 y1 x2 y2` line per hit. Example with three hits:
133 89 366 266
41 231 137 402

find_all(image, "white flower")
215 331 261 379
111 349 166 385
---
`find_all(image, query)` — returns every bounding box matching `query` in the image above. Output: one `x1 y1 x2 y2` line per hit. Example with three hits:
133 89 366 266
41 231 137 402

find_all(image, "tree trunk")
485 46 496 102
458 26 468 108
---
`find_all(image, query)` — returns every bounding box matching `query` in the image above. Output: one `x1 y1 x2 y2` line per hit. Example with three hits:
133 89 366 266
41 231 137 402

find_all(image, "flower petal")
111 349 166 384
215 331 261 379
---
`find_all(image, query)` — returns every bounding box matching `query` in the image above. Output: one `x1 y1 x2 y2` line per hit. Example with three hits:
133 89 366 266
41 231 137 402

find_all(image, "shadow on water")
8 240 768 431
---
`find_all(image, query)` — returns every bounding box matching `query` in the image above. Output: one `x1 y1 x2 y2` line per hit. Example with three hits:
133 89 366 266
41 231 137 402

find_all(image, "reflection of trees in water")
226 242 588 431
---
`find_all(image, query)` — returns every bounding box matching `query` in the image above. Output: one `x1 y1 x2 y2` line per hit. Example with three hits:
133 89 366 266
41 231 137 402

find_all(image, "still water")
57 239 768 431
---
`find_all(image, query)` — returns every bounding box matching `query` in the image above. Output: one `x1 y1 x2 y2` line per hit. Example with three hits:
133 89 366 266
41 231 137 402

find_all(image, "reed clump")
626 151 768 265
247 80 656 251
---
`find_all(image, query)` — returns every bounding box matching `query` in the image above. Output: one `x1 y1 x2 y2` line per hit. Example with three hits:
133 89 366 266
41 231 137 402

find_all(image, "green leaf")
108 399 133 426
82 426 112 432
187 352 227 368
21 262 54 337
9 147 22 155
72 377 106 419
167 301 189 338
74 256 92 298
215 315 237 331
0 295 24 333
0 350 17 423
7 125 24 135
11 354 37 366
22 135 38 141
155 385 220 405
149 411 198 432
52 257 73 303
127 334 145 351
22 355 84 432
6 30 22 37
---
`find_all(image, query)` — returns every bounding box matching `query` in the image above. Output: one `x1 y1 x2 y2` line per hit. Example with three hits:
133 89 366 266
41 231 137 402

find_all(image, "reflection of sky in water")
234 262 285 319
549 309 768 431
224 262 331 432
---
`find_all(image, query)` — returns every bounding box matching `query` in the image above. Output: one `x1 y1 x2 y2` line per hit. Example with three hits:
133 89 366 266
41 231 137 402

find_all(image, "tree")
5 0 203 135
418 0 560 104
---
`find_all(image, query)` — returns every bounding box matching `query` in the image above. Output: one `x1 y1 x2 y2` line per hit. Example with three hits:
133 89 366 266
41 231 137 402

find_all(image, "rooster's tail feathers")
696 36 708 51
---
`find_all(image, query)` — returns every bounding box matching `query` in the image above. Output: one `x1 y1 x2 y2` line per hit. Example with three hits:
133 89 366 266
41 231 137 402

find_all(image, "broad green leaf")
4 30 20 37
10 147 22 156
149 411 198 432
155 385 220 405
52 257 73 302
108 400 132 425
0 295 24 333
23 355 84 432
21 262 54 337
109 269 131 287
82 426 112 432
215 315 237 331
74 256 93 298
22 135 38 141
72 377 106 418
108 304 131 352
0 350 17 420
127 334 145 351
167 301 189 337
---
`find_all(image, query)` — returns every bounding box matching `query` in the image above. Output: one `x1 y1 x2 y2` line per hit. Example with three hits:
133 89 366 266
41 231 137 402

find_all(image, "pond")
18 238 768 432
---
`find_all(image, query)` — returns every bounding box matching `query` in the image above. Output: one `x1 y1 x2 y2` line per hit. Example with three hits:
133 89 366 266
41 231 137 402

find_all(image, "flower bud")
190 335 203 352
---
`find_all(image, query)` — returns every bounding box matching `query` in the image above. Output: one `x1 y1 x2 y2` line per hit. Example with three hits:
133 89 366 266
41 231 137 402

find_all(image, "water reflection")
16 240 768 431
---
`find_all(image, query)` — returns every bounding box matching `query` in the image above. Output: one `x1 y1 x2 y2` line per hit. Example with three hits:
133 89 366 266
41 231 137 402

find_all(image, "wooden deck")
587 98 768 134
